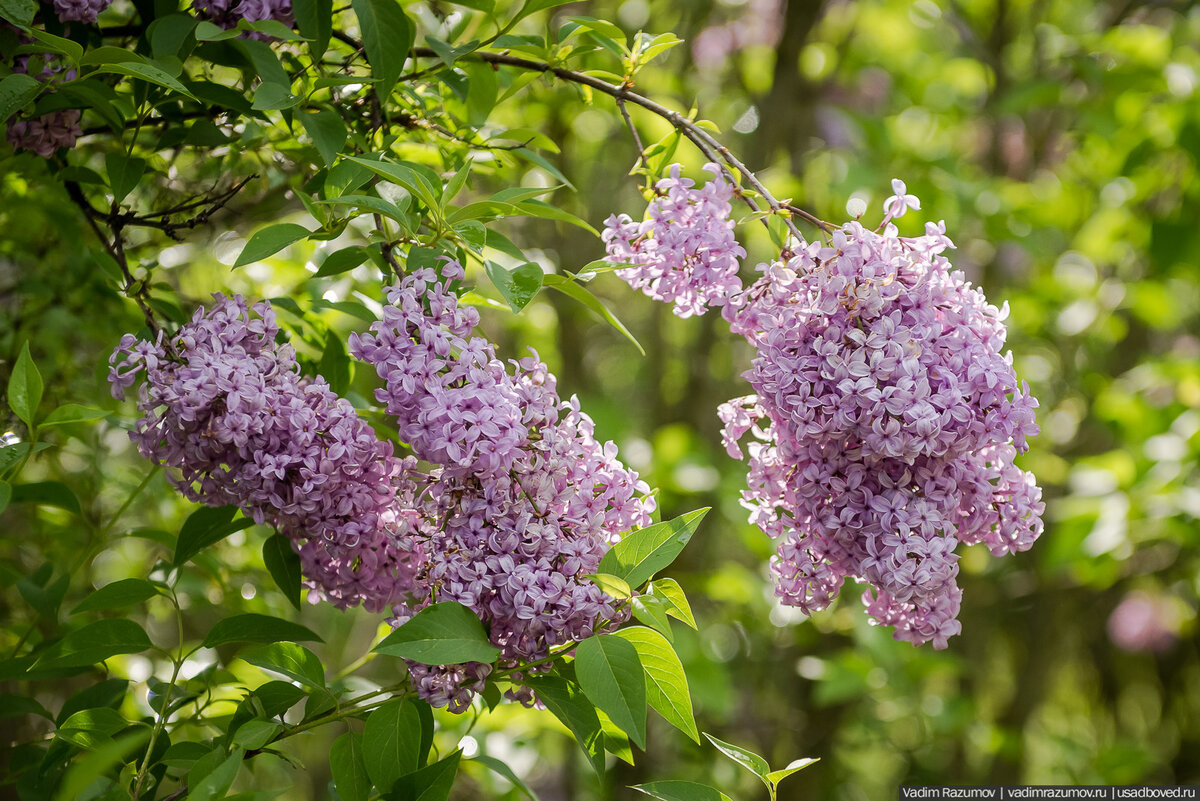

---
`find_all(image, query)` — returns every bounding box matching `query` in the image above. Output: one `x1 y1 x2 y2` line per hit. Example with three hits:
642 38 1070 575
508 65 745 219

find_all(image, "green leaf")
293 0 333 56
32 619 153 670
240 642 324 690
765 758 820 791
56 707 128 749
234 223 312 267
175 505 254 565
363 699 422 792
53 730 150 801
0 73 41 124
0 693 51 720
262 534 302 610
195 20 241 40
314 246 369 277
526 676 604 776
352 0 414 98
7 342 43 428
464 61 498 127
470 755 541 801
345 156 441 211
40 404 109 428
0 480 10 515
331 732 370 801
388 750 461 801
202 614 323 649
597 709 634 764
613 626 697 743
11 482 81 514
541 274 644 354
574 634 646 750
70 579 160 616
0 441 29 473
251 82 301 110
149 13 199 59
374 602 500 665
236 39 291 86
484 261 543 313
189 747 245 801
632 781 734 801
317 330 351 395
251 680 306 717
105 154 147 204
232 719 283 749
630 595 674 641
299 108 347 166
589 573 632 600
24 28 84 65
703 732 770 782
92 62 199 101
57 679 128 724
598 508 709 590
647 578 696 629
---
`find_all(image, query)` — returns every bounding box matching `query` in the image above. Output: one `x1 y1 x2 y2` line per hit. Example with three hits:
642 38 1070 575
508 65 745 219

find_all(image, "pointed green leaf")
293 0 333 55
541 274 644 354
70 579 160 615
202 614 322 649
363 699 422 792
485 261 543 312
470 755 541 801
630 595 674 641
0 73 42 124
7 342 42 428
40 404 109 428
526 676 605 776
53 730 150 801
374 602 500 665
189 747 244 801
599 508 709 589
575 634 646 750
632 781 734 801
703 732 770 782
234 223 312 268
262 534 303 610
388 749 461 801
32 619 152 670
92 62 198 100
351 0 414 98
105 154 147 204
588 573 631 601
56 707 128 750
240 642 324 689
331 732 370 801
314 246 370 277
299 108 347 166
10 481 80 514
175 505 254 565
232 719 283 750
766 758 820 793
648 578 696 629
613 626 697 743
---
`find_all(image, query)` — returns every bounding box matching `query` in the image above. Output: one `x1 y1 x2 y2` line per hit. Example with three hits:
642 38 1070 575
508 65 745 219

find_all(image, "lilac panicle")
108 294 414 612
603 163 745 318
717 184 1044 648
353 262 655 710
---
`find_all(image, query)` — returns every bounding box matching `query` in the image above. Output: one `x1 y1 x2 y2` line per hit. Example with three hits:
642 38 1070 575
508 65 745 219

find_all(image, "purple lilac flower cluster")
715 183 1044 648
52 0 113 22
193 0 294 37
108 295 414 613
5 53 82 157
352 262 656 710
602 163 746 318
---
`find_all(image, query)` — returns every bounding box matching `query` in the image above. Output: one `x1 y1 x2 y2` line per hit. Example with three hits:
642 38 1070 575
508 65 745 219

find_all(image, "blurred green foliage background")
4 0 1200 798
